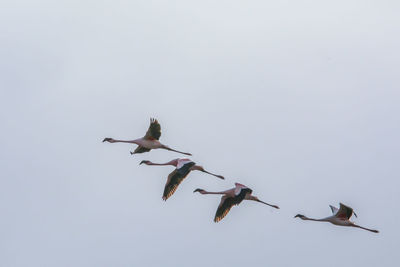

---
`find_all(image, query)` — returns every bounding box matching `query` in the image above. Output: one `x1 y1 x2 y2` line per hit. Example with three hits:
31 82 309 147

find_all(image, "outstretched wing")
144 118 161 140
162 162 195 201
132 146 151 154
329 205 339 215
336 203 355 219
214 188 252 222
214 196 236 223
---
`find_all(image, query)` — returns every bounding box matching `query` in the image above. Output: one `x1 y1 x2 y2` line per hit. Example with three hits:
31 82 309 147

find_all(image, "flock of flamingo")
103 118 379 233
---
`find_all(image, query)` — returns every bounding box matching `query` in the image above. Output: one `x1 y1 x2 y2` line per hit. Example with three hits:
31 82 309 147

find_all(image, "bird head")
193 188 205 194
294 214 306 219
139 160 150 165
103 137 115 143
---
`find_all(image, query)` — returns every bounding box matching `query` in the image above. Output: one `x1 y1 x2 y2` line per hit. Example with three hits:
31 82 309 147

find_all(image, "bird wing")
336 203 354 219
329 205 339 215
144 118 161 140
214 196 236 223
234 183 252 196
162 162 195 201
176 159 194 169
214 188 252 222
133 146 151 154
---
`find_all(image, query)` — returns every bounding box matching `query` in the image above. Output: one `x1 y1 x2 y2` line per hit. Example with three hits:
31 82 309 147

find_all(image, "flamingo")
140 158 224 201
103 118 192 156
194 183 279 222
294 203 379 233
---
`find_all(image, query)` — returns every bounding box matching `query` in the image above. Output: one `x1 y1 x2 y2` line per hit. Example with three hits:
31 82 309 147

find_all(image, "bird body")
132 138 163 149
176 158 193 169
312 215 354 227
103 118 192 156
295 203 379 233
140 158 224 201
194 183 279 222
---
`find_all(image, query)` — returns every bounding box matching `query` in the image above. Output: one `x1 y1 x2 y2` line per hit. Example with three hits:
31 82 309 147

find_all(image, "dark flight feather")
144 118 161 140
336 203 355 219
162 162 196 201
214 188 252 222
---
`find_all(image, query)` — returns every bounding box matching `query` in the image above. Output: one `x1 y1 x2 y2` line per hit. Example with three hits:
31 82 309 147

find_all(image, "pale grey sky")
1 1 399 266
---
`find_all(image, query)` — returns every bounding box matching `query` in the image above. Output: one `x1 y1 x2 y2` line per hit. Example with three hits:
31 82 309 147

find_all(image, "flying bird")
194 183 279 222
140 158 224 201
294 203 379 233
103 118 192 156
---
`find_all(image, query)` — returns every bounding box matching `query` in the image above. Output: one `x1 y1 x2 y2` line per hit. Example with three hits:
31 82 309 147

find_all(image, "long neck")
146 160 177 166
201 190 228 195
112 139 140 144
353 224 379 233
303 216 329 222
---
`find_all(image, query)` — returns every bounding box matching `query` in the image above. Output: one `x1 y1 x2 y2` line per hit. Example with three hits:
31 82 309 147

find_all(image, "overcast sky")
1 1 399 266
